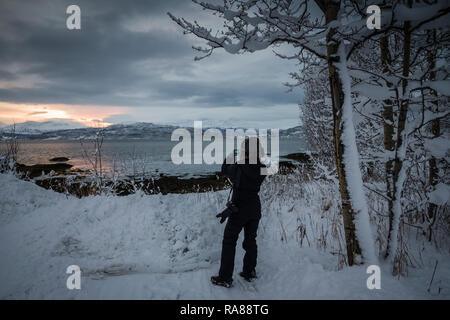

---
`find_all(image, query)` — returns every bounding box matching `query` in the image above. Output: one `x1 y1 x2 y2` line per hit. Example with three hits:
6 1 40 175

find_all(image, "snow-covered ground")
0 173 448 299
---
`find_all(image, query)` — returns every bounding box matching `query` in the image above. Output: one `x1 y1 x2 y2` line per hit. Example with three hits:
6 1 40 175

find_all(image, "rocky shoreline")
11 153 313 197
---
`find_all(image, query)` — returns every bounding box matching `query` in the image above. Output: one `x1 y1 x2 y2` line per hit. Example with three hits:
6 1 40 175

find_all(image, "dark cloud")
0 70 17 80
0 0 195 102
0 0 303 127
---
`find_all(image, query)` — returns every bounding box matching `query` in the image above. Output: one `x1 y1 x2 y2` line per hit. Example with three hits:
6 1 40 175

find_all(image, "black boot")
239 270 257 282
211 275 233 288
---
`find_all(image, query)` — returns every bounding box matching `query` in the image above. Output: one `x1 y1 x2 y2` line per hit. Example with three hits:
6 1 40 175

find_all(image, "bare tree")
338 1 450 270
80 129 105 189
0 123 20 172
300 63 334 167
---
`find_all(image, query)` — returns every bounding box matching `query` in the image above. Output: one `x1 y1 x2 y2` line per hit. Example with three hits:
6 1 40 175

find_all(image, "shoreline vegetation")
11 152 313 197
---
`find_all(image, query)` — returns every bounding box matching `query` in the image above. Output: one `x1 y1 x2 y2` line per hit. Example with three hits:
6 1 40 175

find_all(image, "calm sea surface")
11 138 305 178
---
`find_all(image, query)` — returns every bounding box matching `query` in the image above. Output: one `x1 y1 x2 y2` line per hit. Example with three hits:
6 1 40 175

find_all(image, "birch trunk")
380 36 395 257
316 0 376 265
385 3 412 262
427 29 440 241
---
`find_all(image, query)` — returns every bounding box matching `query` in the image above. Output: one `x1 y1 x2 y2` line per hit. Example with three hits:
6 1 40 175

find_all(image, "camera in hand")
216 201 239 224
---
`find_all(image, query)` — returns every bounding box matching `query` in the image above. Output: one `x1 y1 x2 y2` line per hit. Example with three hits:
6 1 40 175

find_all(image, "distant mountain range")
0 121 302 140
0 120 87 134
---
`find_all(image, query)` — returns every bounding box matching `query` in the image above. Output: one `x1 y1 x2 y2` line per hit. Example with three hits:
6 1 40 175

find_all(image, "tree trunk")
385 4 412 261
314 0 377 266
427 29 439 241
321 0 362 265
380 36 395 258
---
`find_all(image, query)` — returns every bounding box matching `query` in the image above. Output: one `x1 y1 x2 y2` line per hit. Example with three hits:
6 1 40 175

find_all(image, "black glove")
216 201 238 224
216 207 231 224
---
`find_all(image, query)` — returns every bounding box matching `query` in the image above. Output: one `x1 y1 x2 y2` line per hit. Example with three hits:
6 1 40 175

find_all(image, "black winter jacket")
221 160 266 215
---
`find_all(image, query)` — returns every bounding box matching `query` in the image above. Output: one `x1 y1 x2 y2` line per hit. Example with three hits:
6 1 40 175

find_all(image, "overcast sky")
0 0 304 129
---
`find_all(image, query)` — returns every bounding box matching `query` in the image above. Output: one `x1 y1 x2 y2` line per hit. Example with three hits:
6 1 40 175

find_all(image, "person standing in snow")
211 137 266 288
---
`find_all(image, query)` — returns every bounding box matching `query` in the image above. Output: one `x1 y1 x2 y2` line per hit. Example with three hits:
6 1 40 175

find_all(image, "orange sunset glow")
0 102 127 127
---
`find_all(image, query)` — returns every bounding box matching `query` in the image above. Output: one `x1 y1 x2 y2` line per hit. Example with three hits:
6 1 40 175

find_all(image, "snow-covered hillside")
2 120 87 135
1 121 302 140
0 173 448 299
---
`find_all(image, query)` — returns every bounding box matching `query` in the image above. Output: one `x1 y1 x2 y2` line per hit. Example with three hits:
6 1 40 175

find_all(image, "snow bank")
425 136 450 159
0 173 448 299
429 183 450 206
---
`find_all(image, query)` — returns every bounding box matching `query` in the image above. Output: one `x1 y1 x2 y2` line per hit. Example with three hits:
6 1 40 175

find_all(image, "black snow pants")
218 197 261 281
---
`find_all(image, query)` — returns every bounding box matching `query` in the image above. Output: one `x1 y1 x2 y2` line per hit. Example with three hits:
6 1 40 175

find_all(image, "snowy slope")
3 120 87 135
0 173 448 299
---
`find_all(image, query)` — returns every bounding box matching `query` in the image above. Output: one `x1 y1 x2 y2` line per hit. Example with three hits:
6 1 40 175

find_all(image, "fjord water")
15 137 305 178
